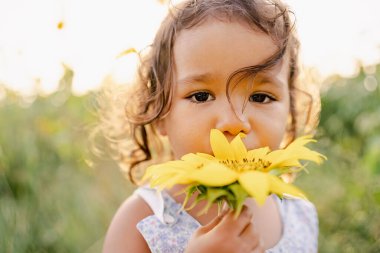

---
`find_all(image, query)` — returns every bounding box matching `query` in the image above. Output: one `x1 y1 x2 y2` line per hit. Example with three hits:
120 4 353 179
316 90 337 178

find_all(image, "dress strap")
134 187 176 224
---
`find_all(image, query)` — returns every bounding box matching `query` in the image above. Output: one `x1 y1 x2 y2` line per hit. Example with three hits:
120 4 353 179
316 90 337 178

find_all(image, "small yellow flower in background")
142 129 326 217
57 21 64 30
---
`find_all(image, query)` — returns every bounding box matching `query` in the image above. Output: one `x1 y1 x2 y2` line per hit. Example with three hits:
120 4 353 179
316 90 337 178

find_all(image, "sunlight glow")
0 0 379 96
288 0 380 78
110 52 140 85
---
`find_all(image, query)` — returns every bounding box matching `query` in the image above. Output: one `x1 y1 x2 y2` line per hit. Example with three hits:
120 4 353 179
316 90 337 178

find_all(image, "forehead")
173 18 289 86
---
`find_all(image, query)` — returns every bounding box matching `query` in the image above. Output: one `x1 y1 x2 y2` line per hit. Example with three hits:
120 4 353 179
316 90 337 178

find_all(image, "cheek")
265 121 287 147
249 106 289 149
272 113 289 148
273 103 290 130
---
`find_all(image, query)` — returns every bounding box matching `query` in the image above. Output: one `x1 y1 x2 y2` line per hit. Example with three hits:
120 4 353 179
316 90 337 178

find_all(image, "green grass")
0 76 135 253
296 67 380 252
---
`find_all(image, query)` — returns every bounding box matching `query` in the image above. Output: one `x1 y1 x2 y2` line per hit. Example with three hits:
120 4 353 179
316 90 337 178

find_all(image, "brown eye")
187 92 214 103
249 93 275 103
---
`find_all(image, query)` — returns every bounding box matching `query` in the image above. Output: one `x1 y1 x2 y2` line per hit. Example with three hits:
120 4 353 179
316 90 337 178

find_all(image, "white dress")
135 187 318 253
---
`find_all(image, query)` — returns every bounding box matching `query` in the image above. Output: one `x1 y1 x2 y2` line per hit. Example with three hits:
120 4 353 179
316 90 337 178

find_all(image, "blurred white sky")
0 0 379 96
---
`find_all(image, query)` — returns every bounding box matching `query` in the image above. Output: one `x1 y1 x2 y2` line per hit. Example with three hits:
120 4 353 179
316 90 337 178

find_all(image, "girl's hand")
185 206 265 253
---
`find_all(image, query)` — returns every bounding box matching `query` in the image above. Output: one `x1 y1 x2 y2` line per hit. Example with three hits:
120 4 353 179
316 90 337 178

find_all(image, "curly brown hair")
97 0 320 184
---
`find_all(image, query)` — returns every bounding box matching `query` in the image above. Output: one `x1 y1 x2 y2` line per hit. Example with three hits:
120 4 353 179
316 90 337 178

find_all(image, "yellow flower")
142 129 326 209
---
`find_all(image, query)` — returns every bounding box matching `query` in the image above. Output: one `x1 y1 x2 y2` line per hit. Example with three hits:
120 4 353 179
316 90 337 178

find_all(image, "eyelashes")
186 91 215 103
249 93 276 103
186 91 276 104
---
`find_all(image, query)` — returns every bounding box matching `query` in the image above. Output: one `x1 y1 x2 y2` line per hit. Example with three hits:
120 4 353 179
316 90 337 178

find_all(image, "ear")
155 119 167 136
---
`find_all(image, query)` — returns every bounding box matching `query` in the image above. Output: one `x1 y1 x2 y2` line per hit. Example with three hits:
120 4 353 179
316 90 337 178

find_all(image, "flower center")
219 158 271 172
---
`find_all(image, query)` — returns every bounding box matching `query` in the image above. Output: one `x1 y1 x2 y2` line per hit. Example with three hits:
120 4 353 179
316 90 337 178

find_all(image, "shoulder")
102 191 153 253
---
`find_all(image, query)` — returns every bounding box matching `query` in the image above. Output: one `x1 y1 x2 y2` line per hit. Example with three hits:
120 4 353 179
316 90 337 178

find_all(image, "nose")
215 103 251 136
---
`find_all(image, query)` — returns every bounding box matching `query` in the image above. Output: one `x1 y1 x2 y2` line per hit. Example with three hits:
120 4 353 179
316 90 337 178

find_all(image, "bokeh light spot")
363 75 378 92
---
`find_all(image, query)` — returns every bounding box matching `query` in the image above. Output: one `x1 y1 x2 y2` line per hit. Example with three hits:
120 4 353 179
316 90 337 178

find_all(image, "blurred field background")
1 0 380 252
1 64 379 253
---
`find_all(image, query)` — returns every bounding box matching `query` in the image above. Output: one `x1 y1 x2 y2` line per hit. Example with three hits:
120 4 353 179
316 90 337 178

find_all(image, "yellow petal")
156 174 194 189
231 134 248 161
181 153 213 165
247 147 270 161
287 135 315 148
263 157 302 172
284 136 325 162
265 135 326 170
210 129 234 160
189 163 238 186
147 164 196 189
195 152 218 161
238 171 269 205
142 161 194 184
266 149 324 170
268 174 306 199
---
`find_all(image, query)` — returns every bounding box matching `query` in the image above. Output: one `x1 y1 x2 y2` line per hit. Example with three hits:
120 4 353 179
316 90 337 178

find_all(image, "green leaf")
184 191 207 211
198 188 230 215
228 183 249 218
178 184 199 210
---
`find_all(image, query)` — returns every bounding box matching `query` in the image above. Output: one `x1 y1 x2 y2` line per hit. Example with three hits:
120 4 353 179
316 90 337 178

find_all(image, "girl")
101 0 320 252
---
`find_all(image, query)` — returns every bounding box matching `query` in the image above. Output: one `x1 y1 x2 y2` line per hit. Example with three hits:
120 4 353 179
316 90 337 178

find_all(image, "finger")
239 222 259 248
218 205 253 235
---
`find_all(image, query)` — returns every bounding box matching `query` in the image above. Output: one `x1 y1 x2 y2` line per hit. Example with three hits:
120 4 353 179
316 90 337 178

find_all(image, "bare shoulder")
102 192 153 253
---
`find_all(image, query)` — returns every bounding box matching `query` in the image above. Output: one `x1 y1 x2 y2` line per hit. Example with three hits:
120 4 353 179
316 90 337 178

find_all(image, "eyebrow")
177 73 216 86
254 74 285 87
176 71 286 88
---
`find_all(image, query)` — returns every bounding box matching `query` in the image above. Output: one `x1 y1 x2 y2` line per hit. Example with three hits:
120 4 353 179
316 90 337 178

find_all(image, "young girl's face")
159 19 290 159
